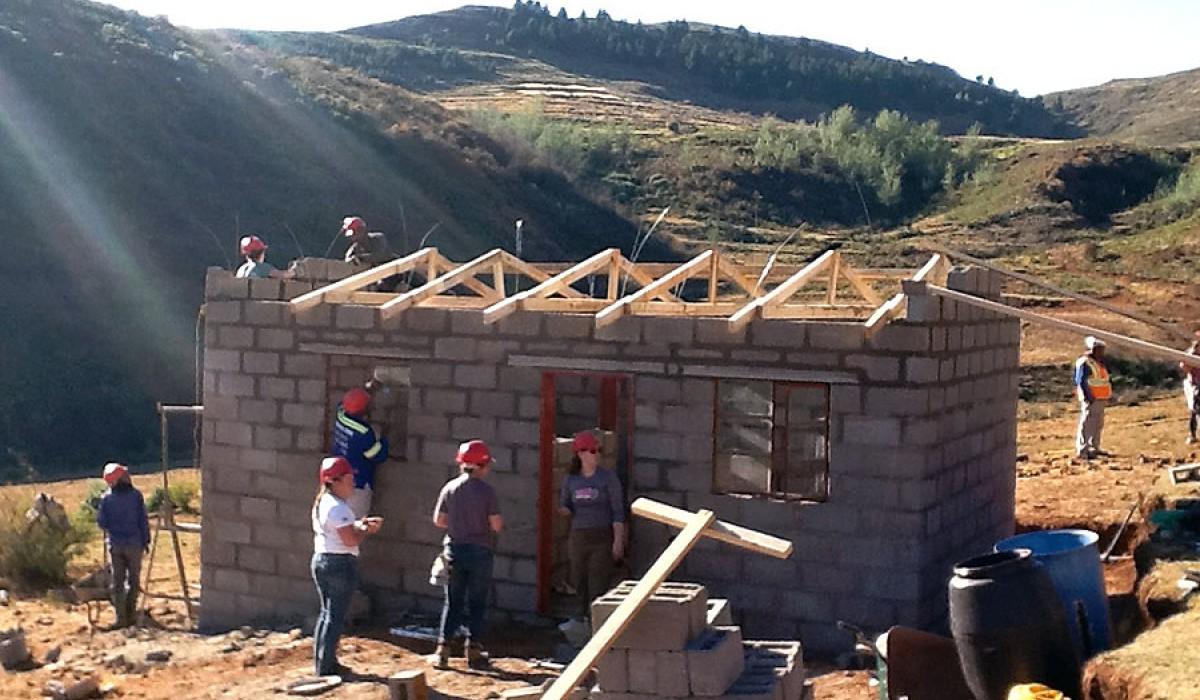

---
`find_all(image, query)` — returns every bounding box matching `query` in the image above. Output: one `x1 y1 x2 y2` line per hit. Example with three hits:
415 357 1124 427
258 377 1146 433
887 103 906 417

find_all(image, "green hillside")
0 0 656 476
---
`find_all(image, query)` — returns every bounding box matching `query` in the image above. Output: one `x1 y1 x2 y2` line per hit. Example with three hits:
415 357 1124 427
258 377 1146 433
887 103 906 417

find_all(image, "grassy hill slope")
1048 67 1200 146
0 0 656 476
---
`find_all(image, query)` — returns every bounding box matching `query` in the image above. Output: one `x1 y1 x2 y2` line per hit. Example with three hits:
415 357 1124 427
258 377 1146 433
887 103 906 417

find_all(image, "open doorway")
536 371 634 616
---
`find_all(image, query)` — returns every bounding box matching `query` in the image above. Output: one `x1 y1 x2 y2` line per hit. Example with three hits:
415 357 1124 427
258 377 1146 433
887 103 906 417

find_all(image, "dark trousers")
439 543 494 644
569 527 614 620
108 543 143 626
311 553 358 675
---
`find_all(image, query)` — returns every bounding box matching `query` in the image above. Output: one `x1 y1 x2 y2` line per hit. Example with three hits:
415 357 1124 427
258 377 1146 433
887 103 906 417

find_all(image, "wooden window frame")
711 379 830 502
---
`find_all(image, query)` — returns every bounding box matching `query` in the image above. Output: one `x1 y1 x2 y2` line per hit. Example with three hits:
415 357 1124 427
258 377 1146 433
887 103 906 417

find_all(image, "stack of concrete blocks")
199 256 1019 652
590 582 811 700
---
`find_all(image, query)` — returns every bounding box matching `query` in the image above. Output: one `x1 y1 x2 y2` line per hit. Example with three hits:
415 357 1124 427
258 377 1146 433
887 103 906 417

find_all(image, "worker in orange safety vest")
1074 336 1112 459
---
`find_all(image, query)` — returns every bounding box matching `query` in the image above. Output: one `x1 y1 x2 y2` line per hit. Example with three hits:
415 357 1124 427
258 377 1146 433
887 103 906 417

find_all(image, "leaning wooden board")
540 509 717 700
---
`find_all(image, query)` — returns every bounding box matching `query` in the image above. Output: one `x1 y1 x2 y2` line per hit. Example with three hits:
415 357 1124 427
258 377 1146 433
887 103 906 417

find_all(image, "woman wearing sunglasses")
558 431 626 627
310 456 383 677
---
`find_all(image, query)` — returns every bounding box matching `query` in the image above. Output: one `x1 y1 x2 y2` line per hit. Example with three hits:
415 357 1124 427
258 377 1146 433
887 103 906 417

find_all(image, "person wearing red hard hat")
310 456 383 677
340 215 403 292
95 462 150 629
431 439 503 669
329 386 389 518
235 235 295 280
558 430 625 630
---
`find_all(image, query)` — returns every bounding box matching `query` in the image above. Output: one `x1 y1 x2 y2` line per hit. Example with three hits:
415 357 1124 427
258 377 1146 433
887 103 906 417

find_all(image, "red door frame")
536 370 634 613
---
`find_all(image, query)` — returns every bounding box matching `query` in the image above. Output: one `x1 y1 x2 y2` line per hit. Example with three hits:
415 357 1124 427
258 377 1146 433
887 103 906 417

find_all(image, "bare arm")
489 513 503 533
434 512 449 529
336 518 381 546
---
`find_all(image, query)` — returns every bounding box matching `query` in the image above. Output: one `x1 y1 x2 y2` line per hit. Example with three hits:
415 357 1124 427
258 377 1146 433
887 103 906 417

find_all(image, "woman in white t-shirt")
311 456 382 677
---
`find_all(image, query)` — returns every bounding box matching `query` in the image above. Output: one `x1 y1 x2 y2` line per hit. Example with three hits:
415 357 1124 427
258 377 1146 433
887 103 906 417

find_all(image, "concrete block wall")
198 262 1019 651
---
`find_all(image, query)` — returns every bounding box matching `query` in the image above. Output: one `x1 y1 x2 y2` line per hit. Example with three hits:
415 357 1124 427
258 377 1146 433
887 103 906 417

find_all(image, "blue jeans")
439 543 494 644
311 553 358 675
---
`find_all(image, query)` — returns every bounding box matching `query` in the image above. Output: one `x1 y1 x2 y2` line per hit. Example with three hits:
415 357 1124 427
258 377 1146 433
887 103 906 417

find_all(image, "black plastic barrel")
949 550 1081 700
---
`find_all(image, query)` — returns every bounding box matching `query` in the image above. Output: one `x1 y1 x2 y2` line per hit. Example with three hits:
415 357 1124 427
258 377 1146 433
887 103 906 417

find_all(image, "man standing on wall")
340 215 403 292
1075 336 1113 460
330 387 389 518
432 440 503 671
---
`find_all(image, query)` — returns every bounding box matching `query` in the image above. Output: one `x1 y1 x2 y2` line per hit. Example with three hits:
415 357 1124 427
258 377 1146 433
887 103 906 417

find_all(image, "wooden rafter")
290 247 435 312
862 252 946 337
380 249 504 319
728 250 836 332
432 252 498 300
482 248 616 324
595 250 715 328
838 260 883 305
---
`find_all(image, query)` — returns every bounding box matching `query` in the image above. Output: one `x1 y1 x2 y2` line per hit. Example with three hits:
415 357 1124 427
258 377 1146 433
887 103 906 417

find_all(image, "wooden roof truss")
290 247 908 330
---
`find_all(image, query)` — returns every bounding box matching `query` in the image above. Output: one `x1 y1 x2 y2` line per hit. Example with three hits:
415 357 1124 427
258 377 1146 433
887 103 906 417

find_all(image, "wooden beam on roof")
864 293 906 338
912 252 949 284
616 257 681 302
482 249 615 324
498 251 586 298
926 284 1200 368
380 249 502 319
763 304 876 319
826 252 841 304
290 247 435 312
838 259 883 305
927 244 1189 340
715 255 762 298
432 252 500 300
596 249 715 328
727 249 836 332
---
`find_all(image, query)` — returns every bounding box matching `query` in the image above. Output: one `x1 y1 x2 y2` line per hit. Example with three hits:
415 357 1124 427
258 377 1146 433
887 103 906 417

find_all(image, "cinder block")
454 365 497 389
627 649 656 693
742 641 804 700
258 328 296 350
706 598 733 626
845 354 899 382
596 649 629 692
591 581 708 650
687 626 745 696
656 650 689 696
249 278 283 300
336 304 377 330
806 323 864 350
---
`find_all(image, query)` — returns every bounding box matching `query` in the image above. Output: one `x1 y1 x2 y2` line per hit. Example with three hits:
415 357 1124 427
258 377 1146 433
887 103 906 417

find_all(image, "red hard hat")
341 216 366 236
456 439 493 466
319 456 352 484
572 431 600 453
102 462 128 486
240 235 267 255
342 388 370 415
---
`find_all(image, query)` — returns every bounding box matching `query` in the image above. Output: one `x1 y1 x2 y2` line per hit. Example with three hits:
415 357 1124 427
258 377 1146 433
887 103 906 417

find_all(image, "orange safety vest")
1082 357 1112 400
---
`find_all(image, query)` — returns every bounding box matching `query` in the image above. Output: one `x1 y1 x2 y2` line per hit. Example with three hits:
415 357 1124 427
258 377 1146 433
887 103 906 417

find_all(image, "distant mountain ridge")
344 3 1076 137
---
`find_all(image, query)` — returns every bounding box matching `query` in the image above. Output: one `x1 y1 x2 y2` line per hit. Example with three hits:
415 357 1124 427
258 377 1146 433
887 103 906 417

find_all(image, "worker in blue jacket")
330 387 388 517
96 463 150 629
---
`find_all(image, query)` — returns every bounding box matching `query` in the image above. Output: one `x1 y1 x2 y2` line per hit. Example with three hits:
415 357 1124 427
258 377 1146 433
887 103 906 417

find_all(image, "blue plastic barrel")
995 529 1111 658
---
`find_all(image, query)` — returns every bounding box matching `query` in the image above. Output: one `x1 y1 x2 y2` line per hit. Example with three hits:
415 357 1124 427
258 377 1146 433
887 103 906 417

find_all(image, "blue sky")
101 0 1199 96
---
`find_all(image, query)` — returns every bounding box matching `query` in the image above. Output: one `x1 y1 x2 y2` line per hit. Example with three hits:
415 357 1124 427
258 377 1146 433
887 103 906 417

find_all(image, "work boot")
431 643 450 670
466 642 490 670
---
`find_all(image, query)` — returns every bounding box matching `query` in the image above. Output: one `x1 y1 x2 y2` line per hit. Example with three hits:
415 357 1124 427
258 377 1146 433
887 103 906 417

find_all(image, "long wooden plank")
631 498 792 558
482 249 616 324
596 250 715 328
927 284 1200 368
534 262 914 281
825 252 841 305
728 249 836 332
912 253 948 283
617 257 682 302
380 249 502 319
541 509 717 700
928 244 1189 339
290 247 434 312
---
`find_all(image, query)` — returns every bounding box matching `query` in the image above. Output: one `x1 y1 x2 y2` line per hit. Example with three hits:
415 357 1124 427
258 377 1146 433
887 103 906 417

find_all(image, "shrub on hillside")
0 495 93 590
145 482 199 515
468 107 635 181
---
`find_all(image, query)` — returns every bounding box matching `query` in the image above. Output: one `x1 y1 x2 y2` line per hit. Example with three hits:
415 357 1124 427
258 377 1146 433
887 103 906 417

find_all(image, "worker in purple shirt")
559 431 626 627
432 440 503 670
